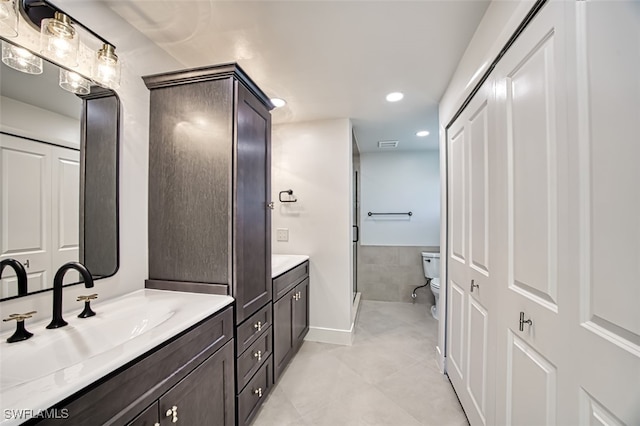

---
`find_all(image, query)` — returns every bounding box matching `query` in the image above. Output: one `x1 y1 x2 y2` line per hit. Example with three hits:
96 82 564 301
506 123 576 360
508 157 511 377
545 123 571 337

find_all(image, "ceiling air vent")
378 140 398 149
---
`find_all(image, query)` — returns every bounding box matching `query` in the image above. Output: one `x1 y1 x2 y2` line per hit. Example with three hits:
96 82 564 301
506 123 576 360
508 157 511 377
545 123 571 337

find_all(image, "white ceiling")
104 0 490 152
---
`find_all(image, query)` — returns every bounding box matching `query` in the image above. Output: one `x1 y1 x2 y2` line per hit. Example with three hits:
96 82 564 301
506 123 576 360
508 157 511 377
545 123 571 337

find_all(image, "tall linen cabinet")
143 64 274 425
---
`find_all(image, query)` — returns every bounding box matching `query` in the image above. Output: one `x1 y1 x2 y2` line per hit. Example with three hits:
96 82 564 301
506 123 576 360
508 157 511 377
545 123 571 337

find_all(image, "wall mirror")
0 36 119 301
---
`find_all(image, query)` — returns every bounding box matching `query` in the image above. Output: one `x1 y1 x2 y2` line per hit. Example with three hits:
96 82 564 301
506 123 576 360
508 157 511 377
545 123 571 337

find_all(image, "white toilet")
421 252 441 320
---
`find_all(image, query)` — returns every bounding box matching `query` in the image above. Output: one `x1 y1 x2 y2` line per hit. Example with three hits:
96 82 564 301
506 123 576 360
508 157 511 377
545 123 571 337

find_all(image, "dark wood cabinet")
143 63 272 324
273 262 310 382
127 341 235 426
127 403 158 426
159 341 235 426
37 307 235 426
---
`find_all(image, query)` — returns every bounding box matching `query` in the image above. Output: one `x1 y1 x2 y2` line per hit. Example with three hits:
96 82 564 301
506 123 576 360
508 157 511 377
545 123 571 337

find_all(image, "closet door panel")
449 128 466 267
0 135 51 296
466 297 489 424
506 331 557 426
468 101 489 276
572 1 640 424
507 31 558 311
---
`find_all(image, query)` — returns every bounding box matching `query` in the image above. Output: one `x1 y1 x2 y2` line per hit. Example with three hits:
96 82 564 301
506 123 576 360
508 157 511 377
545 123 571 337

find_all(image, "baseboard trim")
305 325 354 346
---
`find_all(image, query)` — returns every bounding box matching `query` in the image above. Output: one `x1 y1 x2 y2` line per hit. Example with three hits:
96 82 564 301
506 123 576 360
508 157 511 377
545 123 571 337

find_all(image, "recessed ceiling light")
385 92 404 102
270 98 286 108
416 130 430 137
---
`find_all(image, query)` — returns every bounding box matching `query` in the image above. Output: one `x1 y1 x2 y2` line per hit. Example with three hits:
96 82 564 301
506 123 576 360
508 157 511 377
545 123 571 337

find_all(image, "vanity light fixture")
40 11 79 65
0 0 18 37
59 68 90 95
416 130 430 137
94 43 120 89
385 92 404 102
1 41 42 74
270 97 286 108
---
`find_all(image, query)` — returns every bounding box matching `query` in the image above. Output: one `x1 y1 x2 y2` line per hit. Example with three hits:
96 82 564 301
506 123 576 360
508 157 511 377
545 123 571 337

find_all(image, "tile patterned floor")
253 300 469 426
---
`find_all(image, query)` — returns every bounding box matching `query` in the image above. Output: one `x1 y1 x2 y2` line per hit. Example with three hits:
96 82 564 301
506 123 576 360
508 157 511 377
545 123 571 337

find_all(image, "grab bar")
367 211 412 216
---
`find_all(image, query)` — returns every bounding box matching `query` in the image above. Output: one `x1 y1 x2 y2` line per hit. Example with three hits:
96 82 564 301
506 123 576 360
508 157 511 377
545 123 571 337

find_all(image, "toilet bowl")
429 278 440 320
421 252 441 320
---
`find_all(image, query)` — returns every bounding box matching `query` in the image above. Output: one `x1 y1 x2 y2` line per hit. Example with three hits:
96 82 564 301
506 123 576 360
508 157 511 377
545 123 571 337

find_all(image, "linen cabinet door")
234 82 272 323
158 341 235 426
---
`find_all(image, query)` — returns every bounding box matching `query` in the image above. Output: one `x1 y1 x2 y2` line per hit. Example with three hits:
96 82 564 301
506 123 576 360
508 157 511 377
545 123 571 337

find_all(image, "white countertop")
272 254 309 278
0 289 233 426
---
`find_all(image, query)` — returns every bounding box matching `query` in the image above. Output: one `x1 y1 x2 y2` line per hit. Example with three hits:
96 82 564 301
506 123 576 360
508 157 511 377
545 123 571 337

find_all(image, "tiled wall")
359 245 439 304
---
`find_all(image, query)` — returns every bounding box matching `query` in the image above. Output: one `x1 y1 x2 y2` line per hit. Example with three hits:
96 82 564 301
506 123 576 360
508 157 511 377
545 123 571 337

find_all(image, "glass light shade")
40 12 79 65
93 44 120 89
2 41 43 74
59 69 90 95
0 0 18 37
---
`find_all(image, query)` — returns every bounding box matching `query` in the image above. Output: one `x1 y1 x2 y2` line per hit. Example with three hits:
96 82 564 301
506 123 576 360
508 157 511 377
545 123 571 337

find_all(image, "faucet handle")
77 293 98 302
3 311 37 343
3 311 37 322
77 294 97 318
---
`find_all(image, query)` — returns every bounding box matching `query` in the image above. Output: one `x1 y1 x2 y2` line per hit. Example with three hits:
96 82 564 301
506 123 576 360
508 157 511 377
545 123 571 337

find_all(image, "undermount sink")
0 289 233 425
0 296 175 389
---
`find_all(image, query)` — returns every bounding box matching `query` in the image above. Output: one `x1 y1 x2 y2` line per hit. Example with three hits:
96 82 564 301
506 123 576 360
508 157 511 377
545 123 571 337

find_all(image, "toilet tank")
421 252 440 279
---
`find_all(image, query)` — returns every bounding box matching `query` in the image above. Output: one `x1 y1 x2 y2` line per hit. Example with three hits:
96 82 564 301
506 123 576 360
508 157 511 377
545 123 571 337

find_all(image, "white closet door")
51 146 80 285
447 80 497 426
567 0 640 424
0 134 52 296
493 2 572 425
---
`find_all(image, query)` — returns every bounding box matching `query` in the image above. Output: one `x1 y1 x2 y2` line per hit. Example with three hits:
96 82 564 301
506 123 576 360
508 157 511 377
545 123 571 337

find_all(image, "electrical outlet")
276 228 289 242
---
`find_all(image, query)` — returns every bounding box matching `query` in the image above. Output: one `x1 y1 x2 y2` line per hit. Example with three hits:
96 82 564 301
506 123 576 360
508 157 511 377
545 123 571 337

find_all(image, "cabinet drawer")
237 355 273 426
237 326 273 391
236 303 272 355
273 261 309 301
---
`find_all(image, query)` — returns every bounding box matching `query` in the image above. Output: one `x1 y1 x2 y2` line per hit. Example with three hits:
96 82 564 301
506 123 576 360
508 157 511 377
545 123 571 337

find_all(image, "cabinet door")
273 291 293 381
127 402 159 426
159 341 235 426
292 278 309 349
233 83 272 323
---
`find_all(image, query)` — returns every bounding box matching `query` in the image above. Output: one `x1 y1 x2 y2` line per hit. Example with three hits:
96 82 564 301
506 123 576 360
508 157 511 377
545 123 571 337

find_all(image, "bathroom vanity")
271 255 310 382
0 290 234 426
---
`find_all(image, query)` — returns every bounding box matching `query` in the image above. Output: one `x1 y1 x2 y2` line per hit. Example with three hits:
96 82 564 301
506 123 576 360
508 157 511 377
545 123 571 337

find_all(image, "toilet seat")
430 278 440 289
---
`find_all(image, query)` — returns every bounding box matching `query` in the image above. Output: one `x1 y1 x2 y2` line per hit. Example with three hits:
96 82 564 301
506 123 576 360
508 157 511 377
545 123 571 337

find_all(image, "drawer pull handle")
254 321 262 331
254 350 262 362
254 387 263 398
165 405 178 423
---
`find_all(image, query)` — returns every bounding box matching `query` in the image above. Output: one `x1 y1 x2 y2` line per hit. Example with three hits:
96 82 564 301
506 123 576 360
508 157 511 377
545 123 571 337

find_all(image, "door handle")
519 312 533 331
470 279 479 292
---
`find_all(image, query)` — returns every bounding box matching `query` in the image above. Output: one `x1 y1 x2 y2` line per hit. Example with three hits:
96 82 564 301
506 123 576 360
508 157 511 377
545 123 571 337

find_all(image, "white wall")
360 150 439 246
0 96 80 148
0 2 181 332
436 0 538 372
271 119 354 345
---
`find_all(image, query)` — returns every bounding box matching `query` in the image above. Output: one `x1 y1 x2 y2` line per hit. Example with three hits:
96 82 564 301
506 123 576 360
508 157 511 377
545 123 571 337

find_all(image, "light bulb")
40 12 79 66
93 44 121 89
59 69 90 95
0 0 18 37
2 41 43 74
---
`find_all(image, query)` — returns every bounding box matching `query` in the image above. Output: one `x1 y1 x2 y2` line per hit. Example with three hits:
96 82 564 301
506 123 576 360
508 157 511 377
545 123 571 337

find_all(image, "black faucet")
46 262 94 329
0 258 28 296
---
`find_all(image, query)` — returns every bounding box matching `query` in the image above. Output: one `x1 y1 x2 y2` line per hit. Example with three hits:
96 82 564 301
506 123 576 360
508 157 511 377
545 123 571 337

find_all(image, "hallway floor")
253 300 469 426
